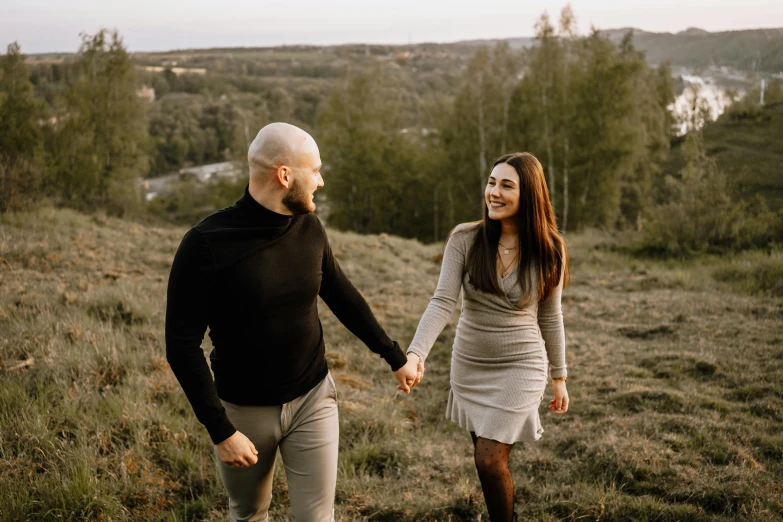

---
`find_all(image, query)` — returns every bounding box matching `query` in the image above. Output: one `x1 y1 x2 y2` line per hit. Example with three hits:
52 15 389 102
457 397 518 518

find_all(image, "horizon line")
15 24 783 56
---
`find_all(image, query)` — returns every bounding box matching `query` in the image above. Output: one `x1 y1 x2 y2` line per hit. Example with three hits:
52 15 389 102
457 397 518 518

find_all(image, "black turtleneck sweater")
165 188 407 444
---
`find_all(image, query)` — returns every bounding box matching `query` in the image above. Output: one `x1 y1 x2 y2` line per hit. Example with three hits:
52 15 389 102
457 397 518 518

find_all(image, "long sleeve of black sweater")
165 229 236 444
165 192 406 445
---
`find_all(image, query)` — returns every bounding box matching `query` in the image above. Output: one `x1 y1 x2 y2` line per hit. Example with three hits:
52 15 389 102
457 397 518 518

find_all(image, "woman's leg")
471 432 515 522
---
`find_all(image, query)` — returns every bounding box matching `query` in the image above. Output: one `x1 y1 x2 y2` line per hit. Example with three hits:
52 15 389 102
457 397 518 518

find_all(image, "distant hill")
452 27 783 73
453 37 535 50
28 26 783 74
599 27 783 72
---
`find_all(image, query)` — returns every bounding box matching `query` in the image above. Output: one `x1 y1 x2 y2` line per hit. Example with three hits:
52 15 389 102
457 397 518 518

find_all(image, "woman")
407 152 570 522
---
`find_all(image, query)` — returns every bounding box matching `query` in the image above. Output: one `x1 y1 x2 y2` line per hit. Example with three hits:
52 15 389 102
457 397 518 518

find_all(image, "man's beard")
282 177 315 215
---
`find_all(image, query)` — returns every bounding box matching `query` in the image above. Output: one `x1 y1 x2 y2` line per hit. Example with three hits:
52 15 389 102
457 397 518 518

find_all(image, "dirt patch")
618 325 676 339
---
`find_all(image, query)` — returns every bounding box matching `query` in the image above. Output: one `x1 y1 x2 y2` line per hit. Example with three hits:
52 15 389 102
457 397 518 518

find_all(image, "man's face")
282 138 324 215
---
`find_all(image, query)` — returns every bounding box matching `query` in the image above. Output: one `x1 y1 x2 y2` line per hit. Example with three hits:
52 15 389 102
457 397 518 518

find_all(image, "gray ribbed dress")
407 223 567 444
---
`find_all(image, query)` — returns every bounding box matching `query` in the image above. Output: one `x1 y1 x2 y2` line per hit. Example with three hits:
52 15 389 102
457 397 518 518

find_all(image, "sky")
3 0 783 54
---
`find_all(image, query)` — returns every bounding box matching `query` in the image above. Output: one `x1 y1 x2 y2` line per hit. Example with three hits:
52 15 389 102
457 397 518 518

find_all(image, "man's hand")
216 431 259 467
547 379 569 414
394 353 423 393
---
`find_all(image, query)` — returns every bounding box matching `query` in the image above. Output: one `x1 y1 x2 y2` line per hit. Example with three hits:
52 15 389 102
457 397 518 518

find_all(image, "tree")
530 13 562 211
642 131 778 255
558 5 577 232
440 45 520 222
0 42 46 212
565 30 643 228
54 30 149 211
317 67 437 238
617 50 674 230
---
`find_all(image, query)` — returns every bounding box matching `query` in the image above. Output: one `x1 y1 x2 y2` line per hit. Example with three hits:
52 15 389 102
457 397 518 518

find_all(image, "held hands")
393 353 425 393
216 431 259 467
548 378 569 414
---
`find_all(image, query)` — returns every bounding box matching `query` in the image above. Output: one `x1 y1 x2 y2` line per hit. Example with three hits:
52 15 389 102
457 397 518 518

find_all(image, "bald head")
246 122 324 215
248 122 319 181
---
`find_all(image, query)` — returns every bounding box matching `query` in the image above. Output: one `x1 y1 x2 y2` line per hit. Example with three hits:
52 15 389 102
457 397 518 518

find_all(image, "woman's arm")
538 263 567 379
539 259 569 414
407 230 468 362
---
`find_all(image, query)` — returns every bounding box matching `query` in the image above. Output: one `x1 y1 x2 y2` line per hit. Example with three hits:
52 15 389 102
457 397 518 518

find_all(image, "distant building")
399 127 437 137
178 161 244 184
142 66 207 75
37 116 59 127
136 85 156 103
140 161 245 201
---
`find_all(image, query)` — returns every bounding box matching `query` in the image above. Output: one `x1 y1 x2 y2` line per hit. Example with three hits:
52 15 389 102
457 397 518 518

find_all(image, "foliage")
148 99 246 176
665 94 783 214
1 18 780 254
0 42 47 212
146 176 246 225
316 67 443 240
52 30 149 213
438 43 520 224
641 132 781 256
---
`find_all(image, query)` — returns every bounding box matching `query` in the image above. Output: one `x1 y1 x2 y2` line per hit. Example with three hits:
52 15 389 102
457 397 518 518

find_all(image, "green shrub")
145 176 245 225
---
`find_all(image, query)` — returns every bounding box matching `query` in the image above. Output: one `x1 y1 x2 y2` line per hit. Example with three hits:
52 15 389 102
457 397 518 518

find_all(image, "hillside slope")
667 100 783 211
0 209 781 521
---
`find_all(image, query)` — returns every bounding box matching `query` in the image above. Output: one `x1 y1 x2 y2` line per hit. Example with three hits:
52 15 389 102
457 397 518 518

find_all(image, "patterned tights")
471 432 515 522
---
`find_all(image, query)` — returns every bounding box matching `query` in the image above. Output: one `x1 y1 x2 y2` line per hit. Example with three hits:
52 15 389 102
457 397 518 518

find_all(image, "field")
0 208 782 521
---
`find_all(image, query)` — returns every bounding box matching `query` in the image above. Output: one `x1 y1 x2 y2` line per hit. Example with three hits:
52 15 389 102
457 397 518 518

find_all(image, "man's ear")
275 165 291 189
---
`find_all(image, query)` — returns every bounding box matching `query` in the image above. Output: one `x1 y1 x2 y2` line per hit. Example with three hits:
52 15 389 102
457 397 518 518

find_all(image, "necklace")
497 251 518 277
498 240 518 256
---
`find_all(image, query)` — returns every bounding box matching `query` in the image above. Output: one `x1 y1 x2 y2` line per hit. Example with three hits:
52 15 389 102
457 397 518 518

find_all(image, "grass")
1 209 782 521
712 254 783 297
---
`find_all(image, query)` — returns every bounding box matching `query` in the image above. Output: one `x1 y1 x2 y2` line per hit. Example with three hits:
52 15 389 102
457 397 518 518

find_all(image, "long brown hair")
464 152 569 303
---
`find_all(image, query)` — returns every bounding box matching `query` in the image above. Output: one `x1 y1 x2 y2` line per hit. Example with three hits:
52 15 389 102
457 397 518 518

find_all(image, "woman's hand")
548 379 569 414
395 353 424 393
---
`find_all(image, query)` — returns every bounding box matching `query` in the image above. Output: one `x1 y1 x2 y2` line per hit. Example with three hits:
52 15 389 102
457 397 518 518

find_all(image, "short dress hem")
446 388 545 445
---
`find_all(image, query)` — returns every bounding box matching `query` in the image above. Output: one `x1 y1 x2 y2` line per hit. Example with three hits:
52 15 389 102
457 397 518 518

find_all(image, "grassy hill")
1 209 782 521
666 100 783 212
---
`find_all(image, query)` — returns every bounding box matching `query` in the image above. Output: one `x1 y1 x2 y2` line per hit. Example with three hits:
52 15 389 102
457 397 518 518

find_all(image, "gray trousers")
215 373 339 522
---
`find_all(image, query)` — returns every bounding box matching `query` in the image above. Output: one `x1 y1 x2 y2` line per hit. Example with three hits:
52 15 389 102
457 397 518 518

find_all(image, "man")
165 122 422 521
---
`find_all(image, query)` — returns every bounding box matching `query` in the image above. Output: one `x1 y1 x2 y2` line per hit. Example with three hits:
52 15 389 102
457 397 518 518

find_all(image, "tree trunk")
433 184 439 242
543 88 555 209
561 40 570 232
501 80 513 152
477 74 488 196
563 137 569 232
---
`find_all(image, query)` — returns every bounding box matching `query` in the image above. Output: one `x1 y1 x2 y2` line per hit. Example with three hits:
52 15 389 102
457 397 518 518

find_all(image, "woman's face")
485 163 521 221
